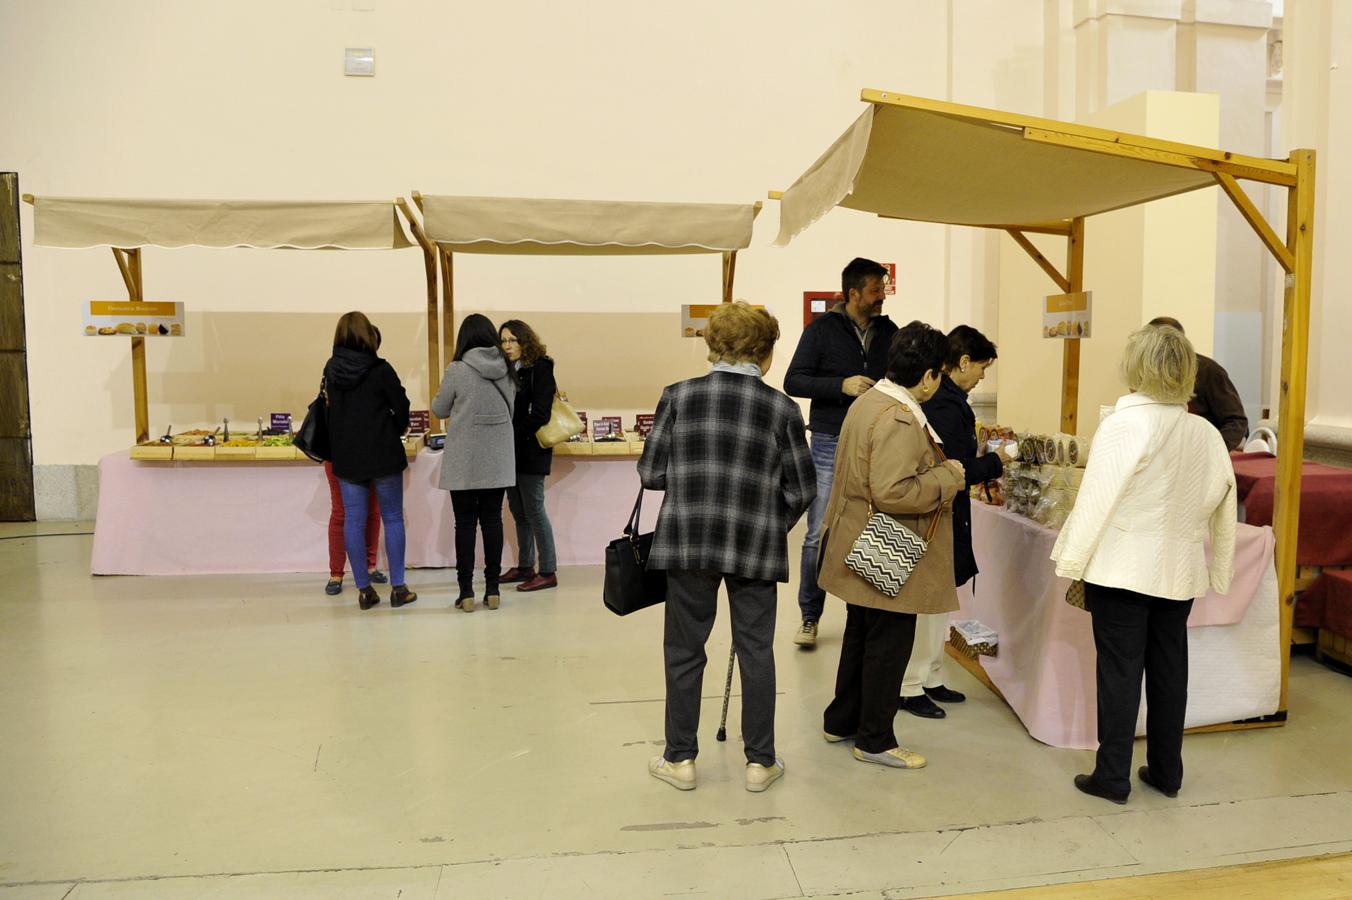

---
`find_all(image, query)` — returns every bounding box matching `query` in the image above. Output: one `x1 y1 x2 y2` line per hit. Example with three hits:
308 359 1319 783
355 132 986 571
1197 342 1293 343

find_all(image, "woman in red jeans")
323 462 385 595
322 324 387 595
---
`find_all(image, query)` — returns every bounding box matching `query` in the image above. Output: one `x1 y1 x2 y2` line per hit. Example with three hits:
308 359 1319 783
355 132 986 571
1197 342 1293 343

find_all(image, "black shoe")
898 694 947 719
358 587 381 610
1074 773 1128 805
924 685 966 704
324 578 342 596
368 569 389 584
390 585 417 608
1138 766 1179 798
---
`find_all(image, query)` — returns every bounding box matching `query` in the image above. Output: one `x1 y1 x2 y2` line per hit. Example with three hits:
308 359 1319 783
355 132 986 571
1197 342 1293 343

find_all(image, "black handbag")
603 487 667 616
293 375 331 463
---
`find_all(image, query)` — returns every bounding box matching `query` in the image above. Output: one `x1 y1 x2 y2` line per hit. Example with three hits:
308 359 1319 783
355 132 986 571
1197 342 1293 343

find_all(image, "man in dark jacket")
1149 317 1248 450
783 258 897 648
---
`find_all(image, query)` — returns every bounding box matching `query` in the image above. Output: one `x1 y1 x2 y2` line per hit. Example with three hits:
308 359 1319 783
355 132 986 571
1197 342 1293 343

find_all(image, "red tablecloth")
1296 569 1352 639
1231 452 1352 566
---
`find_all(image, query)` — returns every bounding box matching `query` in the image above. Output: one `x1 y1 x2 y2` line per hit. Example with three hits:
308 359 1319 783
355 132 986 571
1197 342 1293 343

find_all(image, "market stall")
410 193 760 456
22 194 441 442
772 88 1316 729
77 192 760 575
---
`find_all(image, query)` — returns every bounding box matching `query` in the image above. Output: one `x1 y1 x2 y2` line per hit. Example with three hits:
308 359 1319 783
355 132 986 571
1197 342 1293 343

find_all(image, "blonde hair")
704 301 780 365
1121 324 1197 404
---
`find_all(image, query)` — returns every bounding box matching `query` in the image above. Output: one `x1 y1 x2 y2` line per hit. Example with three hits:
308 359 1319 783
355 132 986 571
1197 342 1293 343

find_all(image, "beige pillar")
1074 0 1184 119
1282 0 1352 461
996 92 1220 437
1177 1 1274 429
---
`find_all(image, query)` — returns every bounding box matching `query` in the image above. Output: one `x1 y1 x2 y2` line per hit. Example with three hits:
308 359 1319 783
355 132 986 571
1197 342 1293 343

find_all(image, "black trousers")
450 488 506 596
662 569 778 767
823 603 917 754
1086 581 1194 796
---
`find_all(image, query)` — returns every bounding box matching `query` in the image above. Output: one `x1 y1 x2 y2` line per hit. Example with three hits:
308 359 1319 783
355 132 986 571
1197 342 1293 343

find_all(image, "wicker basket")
949 624 998 659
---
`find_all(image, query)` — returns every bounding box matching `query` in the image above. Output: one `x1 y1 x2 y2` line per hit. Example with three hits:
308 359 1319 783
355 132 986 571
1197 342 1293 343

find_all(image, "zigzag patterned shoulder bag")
844 405 950 598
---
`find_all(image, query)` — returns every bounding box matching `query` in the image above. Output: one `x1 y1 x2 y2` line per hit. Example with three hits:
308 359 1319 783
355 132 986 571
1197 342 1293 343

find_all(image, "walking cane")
716 646 736 741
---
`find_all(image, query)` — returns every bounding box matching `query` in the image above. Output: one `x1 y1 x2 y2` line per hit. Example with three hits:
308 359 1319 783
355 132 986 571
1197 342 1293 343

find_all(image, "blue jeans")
339 474 406 590
507 473 556 574
797 432 838 622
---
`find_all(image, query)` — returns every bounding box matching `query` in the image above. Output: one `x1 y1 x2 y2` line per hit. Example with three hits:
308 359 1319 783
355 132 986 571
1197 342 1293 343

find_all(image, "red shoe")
516 573 558 592
500 567 536 584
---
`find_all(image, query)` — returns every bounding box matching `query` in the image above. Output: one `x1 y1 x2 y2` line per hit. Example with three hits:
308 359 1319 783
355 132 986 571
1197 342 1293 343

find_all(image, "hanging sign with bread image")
680 302 767 338
84 301 184 337
1043 291 1091 340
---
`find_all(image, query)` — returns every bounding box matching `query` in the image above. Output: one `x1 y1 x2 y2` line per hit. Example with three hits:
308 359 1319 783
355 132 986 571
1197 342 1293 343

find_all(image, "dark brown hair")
500 319 549 367
333 311 379 353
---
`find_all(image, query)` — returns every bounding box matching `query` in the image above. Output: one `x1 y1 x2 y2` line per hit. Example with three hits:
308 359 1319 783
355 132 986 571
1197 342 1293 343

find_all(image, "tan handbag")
1065 579 1087 610
535 391 585 448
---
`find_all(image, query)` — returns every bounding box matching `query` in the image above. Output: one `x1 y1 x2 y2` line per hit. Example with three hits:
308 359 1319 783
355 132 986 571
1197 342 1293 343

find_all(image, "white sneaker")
649 756 697 791
746 758 785 792
823 730 854 743
794 619 818 648
853 746 927 769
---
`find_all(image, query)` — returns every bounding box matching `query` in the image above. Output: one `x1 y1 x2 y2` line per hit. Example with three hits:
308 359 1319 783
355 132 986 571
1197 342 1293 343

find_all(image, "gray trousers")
506 473 556 574
663 569 777 767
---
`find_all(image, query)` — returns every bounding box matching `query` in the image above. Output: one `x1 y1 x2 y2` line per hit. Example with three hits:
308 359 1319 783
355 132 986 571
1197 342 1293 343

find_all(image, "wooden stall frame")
24 194 437 441
772 88 1316 728
413 195 762 375
394 195 442 432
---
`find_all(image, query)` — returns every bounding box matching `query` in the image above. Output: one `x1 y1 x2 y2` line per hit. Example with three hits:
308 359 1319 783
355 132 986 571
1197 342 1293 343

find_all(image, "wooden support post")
1005 229 1071 293
394 199 442 431
112 247 150 444
1214 173 1296 274
721 251 737 302
1275 149 1316 710
441 247 456 371
1061 217 1085 435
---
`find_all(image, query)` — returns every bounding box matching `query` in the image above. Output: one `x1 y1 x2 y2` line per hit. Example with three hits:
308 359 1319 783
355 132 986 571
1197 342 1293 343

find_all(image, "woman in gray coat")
431 314 516 611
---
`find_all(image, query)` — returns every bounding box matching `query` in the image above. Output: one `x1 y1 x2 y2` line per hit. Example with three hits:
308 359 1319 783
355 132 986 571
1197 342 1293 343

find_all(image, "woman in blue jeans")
498 319 559 593
323 311 415 611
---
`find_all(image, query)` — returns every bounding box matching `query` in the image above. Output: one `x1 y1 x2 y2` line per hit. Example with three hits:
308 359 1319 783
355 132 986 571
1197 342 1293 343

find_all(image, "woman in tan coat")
819 321 966 769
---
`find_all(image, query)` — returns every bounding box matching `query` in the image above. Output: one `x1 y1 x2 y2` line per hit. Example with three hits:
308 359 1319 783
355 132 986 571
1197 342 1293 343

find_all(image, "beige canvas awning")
774 99 1218 245
421 195 758 255
32 197 413 250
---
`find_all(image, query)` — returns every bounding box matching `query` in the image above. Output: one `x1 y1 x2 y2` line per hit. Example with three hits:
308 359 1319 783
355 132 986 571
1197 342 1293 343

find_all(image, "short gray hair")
1121 324 1197 404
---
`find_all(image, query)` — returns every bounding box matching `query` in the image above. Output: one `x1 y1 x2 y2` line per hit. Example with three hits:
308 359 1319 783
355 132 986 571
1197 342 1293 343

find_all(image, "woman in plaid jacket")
638 302 816 794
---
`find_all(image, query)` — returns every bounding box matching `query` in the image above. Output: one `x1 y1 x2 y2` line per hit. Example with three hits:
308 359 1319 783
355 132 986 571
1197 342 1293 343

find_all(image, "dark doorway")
0 173 35 521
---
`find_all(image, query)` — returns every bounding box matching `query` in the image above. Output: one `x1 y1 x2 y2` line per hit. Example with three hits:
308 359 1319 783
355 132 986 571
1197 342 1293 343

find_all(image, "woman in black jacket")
901 326 1018 718
324 311 415 611
498 320 559 592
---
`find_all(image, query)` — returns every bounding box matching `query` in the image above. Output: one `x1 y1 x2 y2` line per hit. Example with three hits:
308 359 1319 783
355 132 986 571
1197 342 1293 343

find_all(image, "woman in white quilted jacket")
1051 324 1237 805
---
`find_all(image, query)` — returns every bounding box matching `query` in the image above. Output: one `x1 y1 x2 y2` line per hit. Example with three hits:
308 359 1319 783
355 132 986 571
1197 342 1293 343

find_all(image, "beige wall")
996 91 1220 438
1 0 1055 466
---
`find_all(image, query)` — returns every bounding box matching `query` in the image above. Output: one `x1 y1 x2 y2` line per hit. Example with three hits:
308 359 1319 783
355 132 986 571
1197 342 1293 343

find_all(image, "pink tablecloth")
92 451 655 576
956 504 1281 750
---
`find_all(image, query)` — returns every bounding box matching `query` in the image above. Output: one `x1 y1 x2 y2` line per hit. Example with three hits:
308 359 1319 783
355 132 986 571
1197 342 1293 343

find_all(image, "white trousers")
900 612 949 697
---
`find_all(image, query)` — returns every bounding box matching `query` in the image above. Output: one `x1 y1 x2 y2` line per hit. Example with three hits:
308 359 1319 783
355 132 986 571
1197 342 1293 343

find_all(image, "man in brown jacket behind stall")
1149 317 1248 451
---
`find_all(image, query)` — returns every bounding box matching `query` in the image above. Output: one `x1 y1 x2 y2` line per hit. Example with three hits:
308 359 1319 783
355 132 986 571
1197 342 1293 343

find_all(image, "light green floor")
1 526 1350 899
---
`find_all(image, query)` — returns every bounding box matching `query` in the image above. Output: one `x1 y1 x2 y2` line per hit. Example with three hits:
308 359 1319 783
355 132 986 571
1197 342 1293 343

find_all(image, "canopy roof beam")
863 89 1298 187
1022 127 1297 188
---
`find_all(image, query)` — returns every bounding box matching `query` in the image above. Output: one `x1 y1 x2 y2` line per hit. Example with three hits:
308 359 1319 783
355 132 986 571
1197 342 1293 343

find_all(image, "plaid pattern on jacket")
638 371 816 582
